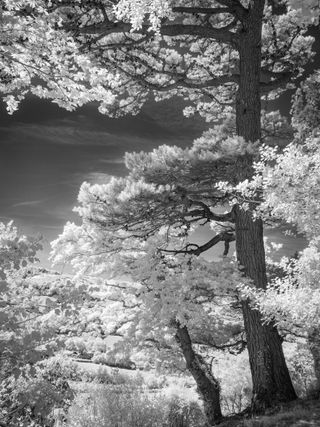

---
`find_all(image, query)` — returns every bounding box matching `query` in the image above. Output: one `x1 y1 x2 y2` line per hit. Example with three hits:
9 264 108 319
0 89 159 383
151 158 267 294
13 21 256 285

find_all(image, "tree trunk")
235 208 296 410
174 322 222 425
234 0 297 411
308 328 320 395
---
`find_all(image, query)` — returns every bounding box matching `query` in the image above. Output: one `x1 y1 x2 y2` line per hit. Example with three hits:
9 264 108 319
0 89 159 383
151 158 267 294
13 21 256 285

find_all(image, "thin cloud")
12 199 45 208
99 158 124 165
1 123 117 146
65 172 113 188
0 118 175 148
83 172 113 184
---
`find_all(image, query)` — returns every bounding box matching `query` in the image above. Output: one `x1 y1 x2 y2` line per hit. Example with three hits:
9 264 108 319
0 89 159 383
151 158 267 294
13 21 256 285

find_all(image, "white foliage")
0 0 316 121
234 135 320 335
115 0 172 31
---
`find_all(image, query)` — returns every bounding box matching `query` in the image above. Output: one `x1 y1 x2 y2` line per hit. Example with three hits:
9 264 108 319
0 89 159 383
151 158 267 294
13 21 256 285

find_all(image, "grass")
62 357 320 427
63 360 206 427
219 399 320 427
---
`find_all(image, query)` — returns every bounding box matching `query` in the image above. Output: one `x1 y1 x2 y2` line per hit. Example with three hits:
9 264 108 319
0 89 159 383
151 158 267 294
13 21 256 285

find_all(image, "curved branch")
188 201 235 223
161 231 235 256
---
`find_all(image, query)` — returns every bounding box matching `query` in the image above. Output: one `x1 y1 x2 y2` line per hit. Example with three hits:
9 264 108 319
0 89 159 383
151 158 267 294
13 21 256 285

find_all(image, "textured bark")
235 207 297 410
234 0 297 411
175 323 222 425
308 329 320 394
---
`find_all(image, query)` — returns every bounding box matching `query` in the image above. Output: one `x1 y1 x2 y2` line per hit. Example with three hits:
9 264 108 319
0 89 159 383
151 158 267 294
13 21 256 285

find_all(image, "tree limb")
260 71 294 93
76 21 239 46
161 231 235 256
214 0 249 21
188 201 235 222
193 337 247 354
172 7 231 15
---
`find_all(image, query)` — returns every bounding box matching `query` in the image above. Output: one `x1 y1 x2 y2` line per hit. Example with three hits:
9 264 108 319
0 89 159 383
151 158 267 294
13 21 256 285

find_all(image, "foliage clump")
66 381 207 427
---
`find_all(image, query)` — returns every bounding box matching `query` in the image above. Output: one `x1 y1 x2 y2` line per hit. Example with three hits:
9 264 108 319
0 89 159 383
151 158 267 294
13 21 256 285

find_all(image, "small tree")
0 221 98 426
52 216 247 424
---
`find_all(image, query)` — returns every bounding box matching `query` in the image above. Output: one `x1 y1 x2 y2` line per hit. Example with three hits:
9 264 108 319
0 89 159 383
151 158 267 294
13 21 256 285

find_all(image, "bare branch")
172 7 231 15
188 201 234 222
76 21 239 46
161 231 235 256
193 337 246 354
224 239 231 256
260 71 294 93
213 0 249 21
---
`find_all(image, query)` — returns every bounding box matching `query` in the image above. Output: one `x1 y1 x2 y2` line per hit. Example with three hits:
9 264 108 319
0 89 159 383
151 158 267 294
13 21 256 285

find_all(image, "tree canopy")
0 0 315 119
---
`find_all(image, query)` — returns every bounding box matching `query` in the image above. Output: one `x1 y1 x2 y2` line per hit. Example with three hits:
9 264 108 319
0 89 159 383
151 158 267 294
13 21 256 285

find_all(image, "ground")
220 399 320 427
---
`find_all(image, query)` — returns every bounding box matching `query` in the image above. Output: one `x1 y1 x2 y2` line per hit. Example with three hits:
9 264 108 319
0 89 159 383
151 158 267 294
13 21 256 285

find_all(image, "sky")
0 96 209 266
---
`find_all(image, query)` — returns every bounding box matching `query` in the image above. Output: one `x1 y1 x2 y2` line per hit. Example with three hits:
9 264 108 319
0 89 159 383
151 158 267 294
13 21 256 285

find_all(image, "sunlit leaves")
1 0 317 120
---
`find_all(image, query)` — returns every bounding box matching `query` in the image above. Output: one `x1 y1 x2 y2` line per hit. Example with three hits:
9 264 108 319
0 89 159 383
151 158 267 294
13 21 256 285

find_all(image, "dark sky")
0 97 209 266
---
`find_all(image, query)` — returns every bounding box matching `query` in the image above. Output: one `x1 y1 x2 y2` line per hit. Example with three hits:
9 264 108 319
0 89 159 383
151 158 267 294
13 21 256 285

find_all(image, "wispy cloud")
82 172 113 184
12 199 45 208
99 158 124 165
0 123 116 146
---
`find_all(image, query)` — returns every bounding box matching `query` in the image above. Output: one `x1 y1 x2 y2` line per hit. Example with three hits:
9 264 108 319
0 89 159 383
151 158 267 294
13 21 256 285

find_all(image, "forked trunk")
175 322 222 425
234 0 297 411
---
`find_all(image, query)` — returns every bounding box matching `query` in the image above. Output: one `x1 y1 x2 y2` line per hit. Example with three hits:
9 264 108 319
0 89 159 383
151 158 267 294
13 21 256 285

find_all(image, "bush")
65 337 92 359
0 355 79 427
285 343 317 398
80 366 141 386
66 384 206 427
165 396 207 427
212 351 252 415
67 385 163 427
39 355 83 383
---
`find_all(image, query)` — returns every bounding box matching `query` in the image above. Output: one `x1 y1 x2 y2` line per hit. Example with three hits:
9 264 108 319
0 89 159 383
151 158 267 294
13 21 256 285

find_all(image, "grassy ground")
75 359 198 400
73 360 320 426
219 399 320 427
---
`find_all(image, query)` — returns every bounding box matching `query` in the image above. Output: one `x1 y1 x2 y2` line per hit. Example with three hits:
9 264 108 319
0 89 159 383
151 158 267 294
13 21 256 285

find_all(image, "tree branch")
193 337 247 354
75 358 136 370
76 21 238 46
161 231 235 256
260 71 294 93
214 0 249 21
188 201 235 222
172 7 231 15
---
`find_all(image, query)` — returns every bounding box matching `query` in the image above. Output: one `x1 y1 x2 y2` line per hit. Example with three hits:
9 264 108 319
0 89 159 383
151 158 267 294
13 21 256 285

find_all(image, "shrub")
285 343 317 398
80 366 141 386
165 396 207 427
213 351 252 415
0 355 79 427
65 337 92 359
39 355 83 383
66 384 206 427
67 384 164 427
